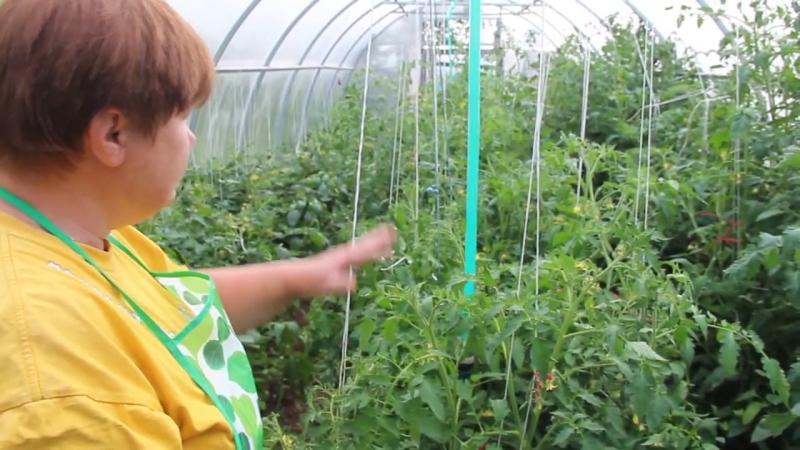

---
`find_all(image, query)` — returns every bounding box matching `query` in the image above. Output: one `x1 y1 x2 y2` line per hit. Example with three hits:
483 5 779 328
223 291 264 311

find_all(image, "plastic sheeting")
171 0 794 161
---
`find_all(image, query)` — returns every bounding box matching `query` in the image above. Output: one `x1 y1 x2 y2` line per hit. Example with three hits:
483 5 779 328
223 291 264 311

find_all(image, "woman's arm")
200 258 315 334
202 224 396 334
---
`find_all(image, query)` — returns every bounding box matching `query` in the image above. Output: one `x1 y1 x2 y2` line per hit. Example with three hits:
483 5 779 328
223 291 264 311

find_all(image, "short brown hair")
0 0 215 170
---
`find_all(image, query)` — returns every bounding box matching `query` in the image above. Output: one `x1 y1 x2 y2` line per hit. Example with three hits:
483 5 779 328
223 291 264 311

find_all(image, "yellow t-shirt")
0 211 236 449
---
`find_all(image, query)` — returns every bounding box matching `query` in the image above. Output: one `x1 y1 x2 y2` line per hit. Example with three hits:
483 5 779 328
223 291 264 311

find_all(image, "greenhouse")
141 0 800 448
152 0 800 448
4 0 795 448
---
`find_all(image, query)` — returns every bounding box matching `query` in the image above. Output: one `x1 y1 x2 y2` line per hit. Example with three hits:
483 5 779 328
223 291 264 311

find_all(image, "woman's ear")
84 109 128 168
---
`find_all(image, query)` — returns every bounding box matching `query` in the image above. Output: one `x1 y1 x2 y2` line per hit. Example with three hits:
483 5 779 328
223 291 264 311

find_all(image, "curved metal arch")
497 8 567 47
619 0 666 40
327 12 419 121
507 9 573 48
338 3 598 93
188 0 262 131
568 0 664 42
273 0 370 145
570 0 616 31
235 0 329 150
696 0 730 34
295 7 404 143
335 8 563 92
520 3 599 49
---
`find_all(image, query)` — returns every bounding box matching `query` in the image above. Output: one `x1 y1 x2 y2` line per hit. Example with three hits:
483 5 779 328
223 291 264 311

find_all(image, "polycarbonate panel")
352 17 417 77
296 7 406 141
190 73 256 163
270 0 377 67
237 71 287 151
167 0 253 56
171 0 791 161
342 16 416 111
216 1 319 66
627 0 728 72
325 3 404 68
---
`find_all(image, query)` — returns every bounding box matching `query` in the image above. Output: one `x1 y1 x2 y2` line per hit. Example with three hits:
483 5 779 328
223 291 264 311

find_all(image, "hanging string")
413 0 422 245
427 0 443 263
733 24 742 255
633 26 650 226
338 0 375 389
575 41 592 204
389 51 408 209
643 31 656 229
519 6 550 446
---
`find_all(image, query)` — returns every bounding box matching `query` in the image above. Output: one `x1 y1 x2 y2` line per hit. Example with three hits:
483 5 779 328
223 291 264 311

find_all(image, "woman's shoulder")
111 226 187 272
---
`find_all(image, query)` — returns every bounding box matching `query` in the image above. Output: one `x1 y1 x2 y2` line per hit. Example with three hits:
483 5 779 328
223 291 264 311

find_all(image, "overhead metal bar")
216 65 354 74
298 9 407 144
336 6 569 92
696 0 730 34
236 0 329 151
514 3 598 50
389 0 531 6
620 0 666 40
273 0 371 145
505 8 572 47
189 0 262 131
569 0 617 35
335 7 561 91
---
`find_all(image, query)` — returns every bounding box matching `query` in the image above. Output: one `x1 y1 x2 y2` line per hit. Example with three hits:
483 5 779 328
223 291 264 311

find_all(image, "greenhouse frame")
2 0 796 448
178 0 794 161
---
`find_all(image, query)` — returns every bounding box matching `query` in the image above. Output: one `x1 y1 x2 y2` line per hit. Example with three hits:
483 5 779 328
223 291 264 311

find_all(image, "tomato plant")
140 4 800 449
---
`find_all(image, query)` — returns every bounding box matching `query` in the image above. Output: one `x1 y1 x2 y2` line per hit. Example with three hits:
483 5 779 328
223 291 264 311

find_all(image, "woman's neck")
0 172 111 250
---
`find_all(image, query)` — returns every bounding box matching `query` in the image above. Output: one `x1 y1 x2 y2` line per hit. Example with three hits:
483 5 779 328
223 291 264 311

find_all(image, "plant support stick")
459 0 482 380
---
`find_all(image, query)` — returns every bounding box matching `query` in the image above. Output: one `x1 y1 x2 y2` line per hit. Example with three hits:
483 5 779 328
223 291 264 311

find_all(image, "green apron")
0 187 263 450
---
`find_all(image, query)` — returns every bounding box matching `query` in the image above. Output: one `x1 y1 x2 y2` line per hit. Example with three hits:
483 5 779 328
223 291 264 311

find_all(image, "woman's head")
0 0 214 228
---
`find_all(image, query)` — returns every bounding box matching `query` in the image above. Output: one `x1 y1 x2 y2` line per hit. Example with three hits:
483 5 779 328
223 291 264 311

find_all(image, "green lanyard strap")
0 187 243 445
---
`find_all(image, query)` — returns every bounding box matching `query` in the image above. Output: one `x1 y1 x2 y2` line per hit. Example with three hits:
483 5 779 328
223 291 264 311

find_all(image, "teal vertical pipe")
444 0 458 77
463 0 481 298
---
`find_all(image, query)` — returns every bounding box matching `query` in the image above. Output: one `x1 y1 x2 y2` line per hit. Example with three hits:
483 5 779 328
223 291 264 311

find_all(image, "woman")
0 1 396 449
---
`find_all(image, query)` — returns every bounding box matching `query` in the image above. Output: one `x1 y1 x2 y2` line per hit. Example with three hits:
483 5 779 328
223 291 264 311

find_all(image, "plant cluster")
140 2 800 448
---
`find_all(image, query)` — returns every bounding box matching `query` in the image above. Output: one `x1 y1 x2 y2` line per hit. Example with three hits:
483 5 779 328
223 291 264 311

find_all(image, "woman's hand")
206 223 398 333
305 223 397 296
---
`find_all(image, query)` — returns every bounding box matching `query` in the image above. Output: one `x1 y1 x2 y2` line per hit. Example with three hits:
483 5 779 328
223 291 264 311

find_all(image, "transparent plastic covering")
168 0 796 161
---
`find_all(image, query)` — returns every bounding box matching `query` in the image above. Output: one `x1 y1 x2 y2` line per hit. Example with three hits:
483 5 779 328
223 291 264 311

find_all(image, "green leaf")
626 341 667 361
489 398 510 423
552 426 573 446
756 209 783 222
667 180 680 191
358 318 376 348
287 209 301 226
751 413 796 442
694 315 708 338
552 230 573 247
382 316 399 344
455 379 473 402
792 402 800 416
497 313 525 342
630 370 651 418
418 378 447 422
719 330 739 376
646 395 670 429
763 357 791 405
606 324 620 354
741 402 764 425
394 397 449 443
578 420 605 432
